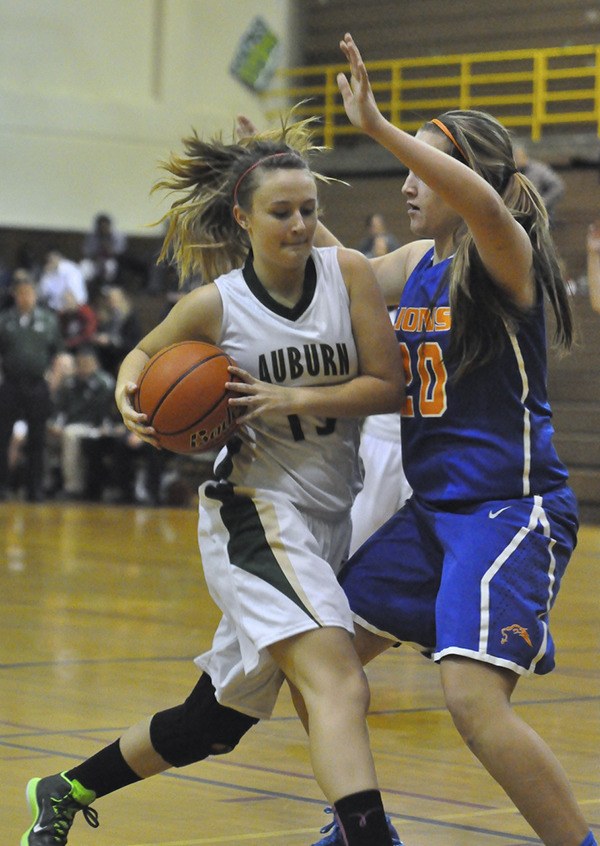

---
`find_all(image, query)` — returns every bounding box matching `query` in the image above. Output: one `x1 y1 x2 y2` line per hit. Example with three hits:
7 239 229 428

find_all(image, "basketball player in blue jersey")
20 117 405 846
308 32 594 846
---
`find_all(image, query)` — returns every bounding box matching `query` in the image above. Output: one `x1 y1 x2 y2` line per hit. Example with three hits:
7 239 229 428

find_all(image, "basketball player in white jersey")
21 116 405 846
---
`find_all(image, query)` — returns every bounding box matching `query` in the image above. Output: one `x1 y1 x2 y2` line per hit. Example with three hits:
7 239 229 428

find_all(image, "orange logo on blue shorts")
500 624 533 647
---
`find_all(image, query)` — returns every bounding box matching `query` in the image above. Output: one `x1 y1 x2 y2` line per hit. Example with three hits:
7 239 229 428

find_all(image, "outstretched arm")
337 33 534 308
587 221 600 314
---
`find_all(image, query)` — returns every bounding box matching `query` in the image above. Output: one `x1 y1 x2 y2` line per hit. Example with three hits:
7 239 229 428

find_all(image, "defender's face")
401 130 463 241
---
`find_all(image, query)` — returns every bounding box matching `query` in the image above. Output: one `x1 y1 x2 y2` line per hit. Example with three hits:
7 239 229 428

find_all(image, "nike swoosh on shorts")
488 506 511 519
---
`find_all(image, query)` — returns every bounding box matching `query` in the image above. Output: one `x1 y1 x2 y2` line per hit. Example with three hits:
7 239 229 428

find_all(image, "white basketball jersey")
212 246 362 515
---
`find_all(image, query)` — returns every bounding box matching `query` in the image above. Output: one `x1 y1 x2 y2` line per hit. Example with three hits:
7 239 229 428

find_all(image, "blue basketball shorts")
340 485 578 676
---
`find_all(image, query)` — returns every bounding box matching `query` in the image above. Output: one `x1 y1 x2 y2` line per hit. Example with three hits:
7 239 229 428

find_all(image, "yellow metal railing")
261 44 600 145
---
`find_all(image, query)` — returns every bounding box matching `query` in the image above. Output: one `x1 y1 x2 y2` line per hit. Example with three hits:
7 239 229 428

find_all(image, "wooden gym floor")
2 501 599 845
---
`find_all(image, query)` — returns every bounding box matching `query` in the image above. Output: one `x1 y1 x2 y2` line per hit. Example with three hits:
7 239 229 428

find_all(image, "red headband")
430 118 468 161
233 152 289 206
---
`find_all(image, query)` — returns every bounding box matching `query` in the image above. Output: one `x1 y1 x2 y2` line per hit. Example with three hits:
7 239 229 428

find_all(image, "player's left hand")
226 365 295 423
337 33 384 137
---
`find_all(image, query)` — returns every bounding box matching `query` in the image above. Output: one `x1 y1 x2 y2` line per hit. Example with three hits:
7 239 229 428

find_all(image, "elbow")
394 381 406 413
381 377 405 414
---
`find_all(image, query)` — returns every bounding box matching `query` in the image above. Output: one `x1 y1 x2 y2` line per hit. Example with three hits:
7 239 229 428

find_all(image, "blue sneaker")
310 806 404 846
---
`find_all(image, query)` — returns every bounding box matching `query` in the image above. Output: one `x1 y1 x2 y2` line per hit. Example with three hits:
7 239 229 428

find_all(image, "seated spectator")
357 212 400 256
83 427 167 505
81 212 128 298
46 351 76 400
0 272 62 502
39 248 88 311
514 144 565 225
92 286 143 374
5 351 76 499
59 289 98 352
46 345 115 499
15 242 43 282
587 220 600 314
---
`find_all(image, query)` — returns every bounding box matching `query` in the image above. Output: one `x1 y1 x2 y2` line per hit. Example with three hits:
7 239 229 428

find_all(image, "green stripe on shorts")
208 484 319 624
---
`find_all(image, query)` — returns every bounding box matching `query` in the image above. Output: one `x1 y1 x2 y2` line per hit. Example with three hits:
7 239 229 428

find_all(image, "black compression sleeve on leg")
149 673 259 767
67 740 142 799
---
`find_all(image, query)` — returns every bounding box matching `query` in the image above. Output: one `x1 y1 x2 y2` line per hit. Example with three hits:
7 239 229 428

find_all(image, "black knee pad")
149 673 259 767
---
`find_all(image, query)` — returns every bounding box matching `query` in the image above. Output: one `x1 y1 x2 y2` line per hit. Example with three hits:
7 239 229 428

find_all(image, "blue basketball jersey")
394 247 568 505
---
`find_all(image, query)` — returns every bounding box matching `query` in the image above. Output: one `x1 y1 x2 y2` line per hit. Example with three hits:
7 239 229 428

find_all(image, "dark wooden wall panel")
300 0 600 63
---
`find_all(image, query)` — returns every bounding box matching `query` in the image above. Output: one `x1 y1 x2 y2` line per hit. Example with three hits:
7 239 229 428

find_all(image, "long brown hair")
426 109 572 379
152 112 329 285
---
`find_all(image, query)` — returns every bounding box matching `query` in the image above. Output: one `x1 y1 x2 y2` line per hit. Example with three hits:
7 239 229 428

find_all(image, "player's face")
241 169 318 269
401 130 463 242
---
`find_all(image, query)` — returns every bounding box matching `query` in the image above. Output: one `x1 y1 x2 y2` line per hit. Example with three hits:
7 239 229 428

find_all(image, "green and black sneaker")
21 772 99 845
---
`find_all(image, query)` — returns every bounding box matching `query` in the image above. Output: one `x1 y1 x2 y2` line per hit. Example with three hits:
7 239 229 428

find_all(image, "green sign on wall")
230 16 281 93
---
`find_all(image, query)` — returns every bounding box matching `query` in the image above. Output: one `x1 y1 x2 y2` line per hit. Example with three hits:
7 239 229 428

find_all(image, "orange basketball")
133 341 240 454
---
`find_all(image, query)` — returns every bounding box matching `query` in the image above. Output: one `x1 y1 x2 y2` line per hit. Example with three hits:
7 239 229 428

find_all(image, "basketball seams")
136 341 223 401
141 352 231 428
133 340 238 453
136 341 201 398
153 386 232 436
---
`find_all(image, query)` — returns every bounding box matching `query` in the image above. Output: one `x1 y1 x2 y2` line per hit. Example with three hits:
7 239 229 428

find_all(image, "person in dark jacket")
0 272 62 501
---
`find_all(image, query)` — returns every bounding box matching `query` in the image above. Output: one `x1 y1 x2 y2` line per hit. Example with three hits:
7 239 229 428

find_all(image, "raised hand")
236 114 259 141
337 33 384 137
587 220 600 254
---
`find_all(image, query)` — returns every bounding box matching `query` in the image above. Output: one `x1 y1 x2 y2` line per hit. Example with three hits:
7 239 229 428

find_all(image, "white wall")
0 0 292 235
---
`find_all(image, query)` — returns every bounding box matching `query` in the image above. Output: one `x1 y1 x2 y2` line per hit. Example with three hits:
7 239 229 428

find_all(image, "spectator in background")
357 212 400 256
0 252 13 309
42 351 77 496
83 426 167 505
81 213 127 290
46 345 115 500
586 219 600 314
0 272 62 501
15 243 43 281
92 286 143 375
514 144 565 225
59 289 98 352
7 298 79 498
147 221 205 295
39 248 88 311
46 351 76 401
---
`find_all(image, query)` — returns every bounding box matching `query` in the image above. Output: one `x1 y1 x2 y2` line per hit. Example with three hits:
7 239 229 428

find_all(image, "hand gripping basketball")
133 341 240 454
